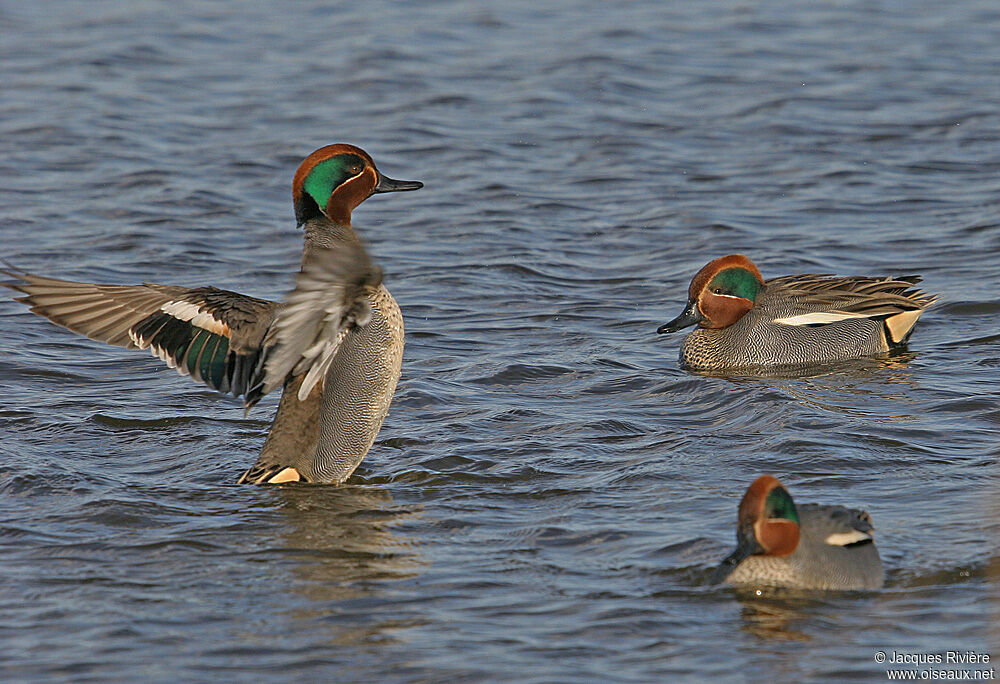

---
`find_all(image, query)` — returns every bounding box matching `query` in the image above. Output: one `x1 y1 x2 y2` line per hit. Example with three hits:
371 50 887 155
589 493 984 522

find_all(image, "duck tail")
883 308 924 346
236 464 303 485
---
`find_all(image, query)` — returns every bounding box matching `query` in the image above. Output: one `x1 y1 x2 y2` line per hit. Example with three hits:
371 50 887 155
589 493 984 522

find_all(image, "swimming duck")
4 144 422 485
657 254 938 371
714 475 884 590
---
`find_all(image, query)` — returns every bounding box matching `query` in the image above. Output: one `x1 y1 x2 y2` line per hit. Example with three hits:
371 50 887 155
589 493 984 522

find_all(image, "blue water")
2 1 999 680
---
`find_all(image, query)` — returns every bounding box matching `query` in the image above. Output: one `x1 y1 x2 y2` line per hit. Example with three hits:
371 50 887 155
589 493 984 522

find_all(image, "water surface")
2 0 999 680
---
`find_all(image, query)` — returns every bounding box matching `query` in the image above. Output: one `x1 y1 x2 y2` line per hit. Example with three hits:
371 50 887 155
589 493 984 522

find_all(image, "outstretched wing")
3 268 279 399
245 240 382 408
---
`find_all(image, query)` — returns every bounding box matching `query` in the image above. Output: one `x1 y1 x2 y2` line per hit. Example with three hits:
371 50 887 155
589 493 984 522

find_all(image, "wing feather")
244 241 381 408
3 267 278 400
768 273 938 326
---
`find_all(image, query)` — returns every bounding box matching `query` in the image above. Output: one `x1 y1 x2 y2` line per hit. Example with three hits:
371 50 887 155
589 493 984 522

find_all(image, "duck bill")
657 301 704 334
373 172 423 193
711 526 765 584
710 548 751 584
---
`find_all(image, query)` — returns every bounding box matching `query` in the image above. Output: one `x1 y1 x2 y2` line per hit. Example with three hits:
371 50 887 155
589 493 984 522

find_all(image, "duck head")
292 144 422 226
657 254 765 334
716 475 801 577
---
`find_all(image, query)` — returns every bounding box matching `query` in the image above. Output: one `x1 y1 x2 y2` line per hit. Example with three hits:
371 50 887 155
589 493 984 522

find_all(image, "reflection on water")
273 484 425 597
718 354 923 421
267 484 427 648
735 593 815 642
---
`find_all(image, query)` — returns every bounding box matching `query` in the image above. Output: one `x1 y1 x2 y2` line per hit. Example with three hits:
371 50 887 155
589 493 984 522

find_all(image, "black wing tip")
243 385 264 412
241 343 274 412
891 275 943 305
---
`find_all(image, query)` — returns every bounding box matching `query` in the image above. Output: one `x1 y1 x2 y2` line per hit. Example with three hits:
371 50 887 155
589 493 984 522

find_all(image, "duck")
713 475 884 591
656 254 938 371
3 144 422 485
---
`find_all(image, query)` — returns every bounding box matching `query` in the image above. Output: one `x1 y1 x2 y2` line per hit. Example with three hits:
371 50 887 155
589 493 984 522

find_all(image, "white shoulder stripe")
773 311 869 326
160 300 231 336
825 530 873 546
160 300 203 320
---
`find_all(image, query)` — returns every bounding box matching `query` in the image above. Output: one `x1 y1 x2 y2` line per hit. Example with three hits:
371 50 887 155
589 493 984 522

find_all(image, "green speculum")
708 268 762 301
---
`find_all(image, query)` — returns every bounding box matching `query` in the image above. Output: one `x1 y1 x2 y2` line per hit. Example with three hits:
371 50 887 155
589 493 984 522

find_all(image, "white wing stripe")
773 311 869 326
825 530 873 546
160 300 231 336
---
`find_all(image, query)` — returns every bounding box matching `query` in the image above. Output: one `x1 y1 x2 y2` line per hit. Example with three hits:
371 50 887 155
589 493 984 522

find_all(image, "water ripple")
2 0 999 680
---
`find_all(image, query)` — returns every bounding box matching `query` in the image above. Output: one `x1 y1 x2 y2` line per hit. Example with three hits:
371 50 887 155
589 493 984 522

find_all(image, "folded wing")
799 503 876 547
770 274 938 343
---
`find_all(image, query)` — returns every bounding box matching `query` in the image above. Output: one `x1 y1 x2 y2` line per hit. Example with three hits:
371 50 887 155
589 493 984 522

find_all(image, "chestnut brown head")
292 144 422 226
657 255 765 334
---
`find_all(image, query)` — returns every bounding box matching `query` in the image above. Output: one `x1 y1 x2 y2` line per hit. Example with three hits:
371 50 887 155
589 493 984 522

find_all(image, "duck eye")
713 288 723 295
350 165 363 175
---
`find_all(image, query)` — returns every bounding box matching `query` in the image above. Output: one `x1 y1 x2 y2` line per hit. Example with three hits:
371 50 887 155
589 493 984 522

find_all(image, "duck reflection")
730 591 818 642
265 479 426 641
716 353 922 421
